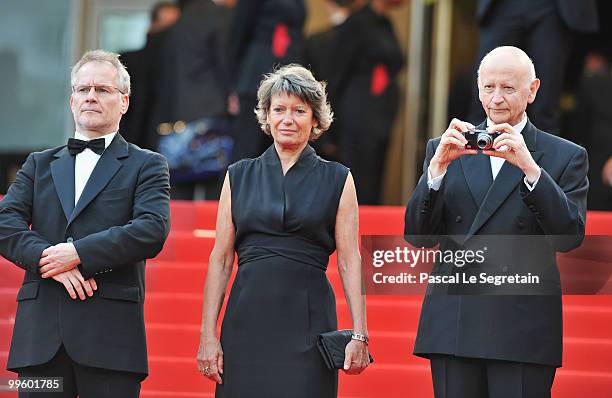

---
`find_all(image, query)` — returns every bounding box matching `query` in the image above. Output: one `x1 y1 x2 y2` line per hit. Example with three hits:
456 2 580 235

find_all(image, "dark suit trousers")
17 345 142 398
430 355 556 398
469 0 574 133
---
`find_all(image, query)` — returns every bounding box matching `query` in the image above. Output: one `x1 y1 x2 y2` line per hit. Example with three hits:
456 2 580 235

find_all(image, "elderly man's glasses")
72 85 125 97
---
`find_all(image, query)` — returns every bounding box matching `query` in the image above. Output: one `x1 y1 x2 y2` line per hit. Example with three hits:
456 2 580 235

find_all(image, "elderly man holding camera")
405 46 588 397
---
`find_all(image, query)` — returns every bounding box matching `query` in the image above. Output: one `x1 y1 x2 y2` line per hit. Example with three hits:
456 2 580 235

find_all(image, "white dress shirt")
74 131 117 206
427 114 540 191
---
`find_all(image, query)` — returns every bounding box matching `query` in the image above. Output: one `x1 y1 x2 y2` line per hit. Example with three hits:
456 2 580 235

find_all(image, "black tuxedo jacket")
404 120 588 366
477 0 598 33
0 134 170 375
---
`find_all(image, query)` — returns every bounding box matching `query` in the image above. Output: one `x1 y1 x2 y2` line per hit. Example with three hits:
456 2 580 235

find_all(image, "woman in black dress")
197 65 370 397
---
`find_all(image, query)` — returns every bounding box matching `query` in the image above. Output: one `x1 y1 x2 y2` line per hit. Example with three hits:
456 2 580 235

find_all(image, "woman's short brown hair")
255 64 333 140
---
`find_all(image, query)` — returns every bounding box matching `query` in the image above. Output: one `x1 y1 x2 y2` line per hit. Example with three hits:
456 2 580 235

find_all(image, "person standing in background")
152 0 235 199
120 1 180 150
303 0 364 161
330 0 404 205
228 0 306 162
469 0 599 134
568 51 612 210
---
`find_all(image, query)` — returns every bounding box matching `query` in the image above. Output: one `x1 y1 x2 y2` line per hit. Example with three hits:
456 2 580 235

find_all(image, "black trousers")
430 355 556 398
17 345 142 398
469 0 574 134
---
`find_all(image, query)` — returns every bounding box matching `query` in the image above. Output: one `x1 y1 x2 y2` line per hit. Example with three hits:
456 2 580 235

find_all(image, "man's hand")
483 123 541 183
39 243 81 279
52 268 97 300
602 157 612 187
430 118 478 178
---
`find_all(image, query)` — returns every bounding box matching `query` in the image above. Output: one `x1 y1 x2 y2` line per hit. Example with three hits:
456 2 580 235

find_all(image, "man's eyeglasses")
72 85 125 97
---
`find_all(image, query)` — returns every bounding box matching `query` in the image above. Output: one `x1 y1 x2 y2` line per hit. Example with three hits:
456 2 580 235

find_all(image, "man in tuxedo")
405 46 588 397
0 50 170 397
469 0 599 133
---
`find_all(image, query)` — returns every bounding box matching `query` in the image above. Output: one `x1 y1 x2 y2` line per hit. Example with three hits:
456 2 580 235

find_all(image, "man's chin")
487 114 509 125
77 122 108 132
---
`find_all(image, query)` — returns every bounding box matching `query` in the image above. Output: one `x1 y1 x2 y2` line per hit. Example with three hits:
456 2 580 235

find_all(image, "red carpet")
0 202 611 397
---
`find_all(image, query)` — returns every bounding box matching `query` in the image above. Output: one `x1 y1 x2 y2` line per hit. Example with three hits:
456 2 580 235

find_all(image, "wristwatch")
351 333 369 345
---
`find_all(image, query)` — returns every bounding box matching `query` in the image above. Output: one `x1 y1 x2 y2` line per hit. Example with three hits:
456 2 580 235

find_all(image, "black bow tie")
67 138 106 156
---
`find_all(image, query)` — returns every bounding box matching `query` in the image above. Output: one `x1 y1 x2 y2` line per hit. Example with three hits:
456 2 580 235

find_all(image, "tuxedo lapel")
459 121 493 207
465 160 524 239
68 135 129 226
464 121 543 240
50 147 75 221
460 153 493 207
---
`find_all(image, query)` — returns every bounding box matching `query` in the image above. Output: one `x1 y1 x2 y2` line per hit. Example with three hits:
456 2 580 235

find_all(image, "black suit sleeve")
0 154 52 273
404 139 445 247
74 152 171 279
521 146 589 252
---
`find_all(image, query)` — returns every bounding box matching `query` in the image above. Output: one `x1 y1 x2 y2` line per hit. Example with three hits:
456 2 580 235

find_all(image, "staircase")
0 202 611 397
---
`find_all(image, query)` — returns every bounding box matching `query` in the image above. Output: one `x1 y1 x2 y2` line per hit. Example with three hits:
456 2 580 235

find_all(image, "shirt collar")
74 131 117 149
486 113 528 134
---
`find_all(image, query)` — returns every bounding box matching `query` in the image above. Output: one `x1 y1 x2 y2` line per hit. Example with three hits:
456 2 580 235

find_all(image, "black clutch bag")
316 330 373 370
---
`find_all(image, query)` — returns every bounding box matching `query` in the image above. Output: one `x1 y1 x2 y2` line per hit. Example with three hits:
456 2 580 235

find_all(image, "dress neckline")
261 143 318 176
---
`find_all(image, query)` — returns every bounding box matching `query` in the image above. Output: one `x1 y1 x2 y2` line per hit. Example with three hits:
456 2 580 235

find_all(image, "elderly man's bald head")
477 46 537 88
476 46 541 126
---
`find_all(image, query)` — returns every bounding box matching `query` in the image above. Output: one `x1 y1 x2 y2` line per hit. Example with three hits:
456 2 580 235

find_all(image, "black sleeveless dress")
215 144 349 398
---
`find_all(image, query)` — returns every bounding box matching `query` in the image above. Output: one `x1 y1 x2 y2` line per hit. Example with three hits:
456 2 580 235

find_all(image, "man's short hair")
71 50 131 96
477 46 537 88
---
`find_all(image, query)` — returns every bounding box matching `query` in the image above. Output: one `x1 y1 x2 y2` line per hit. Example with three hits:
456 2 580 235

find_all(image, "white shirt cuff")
523 170 541 191
427 167 446 191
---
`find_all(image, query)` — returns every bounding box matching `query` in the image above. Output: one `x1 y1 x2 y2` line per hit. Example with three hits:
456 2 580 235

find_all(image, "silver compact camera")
464 129 501 150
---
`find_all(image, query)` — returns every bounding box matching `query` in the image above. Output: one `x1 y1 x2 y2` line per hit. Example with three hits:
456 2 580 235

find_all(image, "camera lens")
477 133 493 150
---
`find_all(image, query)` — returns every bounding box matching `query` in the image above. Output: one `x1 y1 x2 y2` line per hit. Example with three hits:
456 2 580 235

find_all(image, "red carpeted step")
0 261 23 289
1 288 612 343
0 290 17 321
153 232 215 262
358 206 405 235
143 323 612 372
564 302 612 340
143 325 418 363
141 290 612 340
552 370 612 397
585 211 612 235
170 201 218 231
